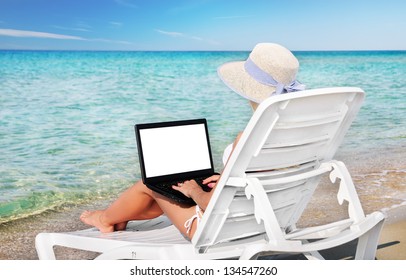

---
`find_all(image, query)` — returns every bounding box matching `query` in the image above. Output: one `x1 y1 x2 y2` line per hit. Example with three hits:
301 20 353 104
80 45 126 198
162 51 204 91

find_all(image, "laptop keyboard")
157 177 212 192
146 176 214 205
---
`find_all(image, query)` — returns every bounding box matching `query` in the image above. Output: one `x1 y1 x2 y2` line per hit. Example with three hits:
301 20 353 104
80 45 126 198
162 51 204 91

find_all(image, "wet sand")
0 147 405 260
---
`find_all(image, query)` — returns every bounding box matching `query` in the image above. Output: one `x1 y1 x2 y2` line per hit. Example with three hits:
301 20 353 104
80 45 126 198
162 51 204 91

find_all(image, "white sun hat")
218 43 305 103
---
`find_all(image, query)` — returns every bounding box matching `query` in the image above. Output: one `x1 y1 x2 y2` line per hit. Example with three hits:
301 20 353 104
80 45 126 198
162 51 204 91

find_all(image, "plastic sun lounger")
36 87 385 260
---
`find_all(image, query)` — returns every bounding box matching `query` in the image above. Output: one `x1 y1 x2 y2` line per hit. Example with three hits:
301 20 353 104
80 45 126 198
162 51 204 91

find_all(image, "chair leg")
303 250 324 260
35 233 57 260
355 218 385 260
248 253 260 260
300 240 325 260
239 244 266 260
239 251 260 260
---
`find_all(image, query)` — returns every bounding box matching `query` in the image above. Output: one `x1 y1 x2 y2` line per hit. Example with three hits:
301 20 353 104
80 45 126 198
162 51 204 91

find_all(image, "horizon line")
0 48 405 52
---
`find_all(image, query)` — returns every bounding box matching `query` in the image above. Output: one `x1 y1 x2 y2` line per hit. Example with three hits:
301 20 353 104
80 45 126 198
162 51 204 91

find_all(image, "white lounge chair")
35 87 385 260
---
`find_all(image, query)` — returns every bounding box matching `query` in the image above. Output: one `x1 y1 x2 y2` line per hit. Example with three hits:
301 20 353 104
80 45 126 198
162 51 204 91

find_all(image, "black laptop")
135 118 216 205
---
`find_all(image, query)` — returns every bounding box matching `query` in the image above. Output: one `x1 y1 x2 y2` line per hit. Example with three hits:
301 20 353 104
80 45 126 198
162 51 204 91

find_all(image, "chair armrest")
328 160 365 223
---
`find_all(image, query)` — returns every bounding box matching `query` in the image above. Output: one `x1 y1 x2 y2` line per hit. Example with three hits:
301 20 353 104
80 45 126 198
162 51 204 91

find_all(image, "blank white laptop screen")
138 123 212 178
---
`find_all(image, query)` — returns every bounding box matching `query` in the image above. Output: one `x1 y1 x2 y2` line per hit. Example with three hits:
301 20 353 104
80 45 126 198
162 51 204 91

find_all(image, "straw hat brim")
218 61 277 104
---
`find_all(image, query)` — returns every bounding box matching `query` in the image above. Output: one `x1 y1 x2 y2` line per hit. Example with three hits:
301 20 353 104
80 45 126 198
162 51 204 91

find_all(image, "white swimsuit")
184 205 203 234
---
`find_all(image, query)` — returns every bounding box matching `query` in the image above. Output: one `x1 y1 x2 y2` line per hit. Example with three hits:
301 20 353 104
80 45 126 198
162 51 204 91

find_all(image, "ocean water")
0 50 405 224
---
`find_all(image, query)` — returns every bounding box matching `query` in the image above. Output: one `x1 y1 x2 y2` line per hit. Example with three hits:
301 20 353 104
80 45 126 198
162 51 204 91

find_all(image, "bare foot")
80 210 114 233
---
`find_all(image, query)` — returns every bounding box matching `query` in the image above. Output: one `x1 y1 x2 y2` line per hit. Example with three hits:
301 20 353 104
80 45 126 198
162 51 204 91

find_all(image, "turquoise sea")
0 50 405 224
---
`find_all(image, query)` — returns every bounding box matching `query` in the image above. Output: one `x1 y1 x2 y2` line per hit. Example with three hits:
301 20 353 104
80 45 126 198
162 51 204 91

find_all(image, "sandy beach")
0 147 405 260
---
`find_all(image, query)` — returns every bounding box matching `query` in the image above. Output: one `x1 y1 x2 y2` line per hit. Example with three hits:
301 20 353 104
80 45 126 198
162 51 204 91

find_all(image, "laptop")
135 118 216 205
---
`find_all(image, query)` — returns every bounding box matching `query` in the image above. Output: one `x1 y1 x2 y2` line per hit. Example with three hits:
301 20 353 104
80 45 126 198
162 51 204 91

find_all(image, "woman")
80 42 304 239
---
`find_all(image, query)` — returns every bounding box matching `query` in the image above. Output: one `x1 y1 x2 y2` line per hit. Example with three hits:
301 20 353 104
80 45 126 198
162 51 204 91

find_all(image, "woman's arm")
172 174 220 211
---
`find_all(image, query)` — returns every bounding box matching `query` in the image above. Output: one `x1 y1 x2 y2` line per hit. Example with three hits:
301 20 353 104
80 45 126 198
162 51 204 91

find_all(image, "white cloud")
154 29 184 38
154 29 220 46
0 29 85 40
190 36 203 41
0 28 139 49
110 22 123 28
52 25 91 32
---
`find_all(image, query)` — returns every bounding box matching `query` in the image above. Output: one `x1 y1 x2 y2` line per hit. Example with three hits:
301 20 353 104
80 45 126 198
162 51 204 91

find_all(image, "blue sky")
0 0 405 51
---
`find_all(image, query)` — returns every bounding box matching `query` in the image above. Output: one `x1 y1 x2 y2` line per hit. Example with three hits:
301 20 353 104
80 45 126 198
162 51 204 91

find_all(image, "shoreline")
0 147 405 260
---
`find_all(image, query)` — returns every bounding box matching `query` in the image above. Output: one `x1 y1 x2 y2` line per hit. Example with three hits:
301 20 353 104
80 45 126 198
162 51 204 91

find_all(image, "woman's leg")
81 180 202 238
151 192 202 239
80 180 164 232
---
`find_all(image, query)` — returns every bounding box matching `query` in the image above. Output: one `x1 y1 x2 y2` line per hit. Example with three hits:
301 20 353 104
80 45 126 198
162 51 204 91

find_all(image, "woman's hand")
172 175 220 210
172 180 201 198
202 174 220 188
